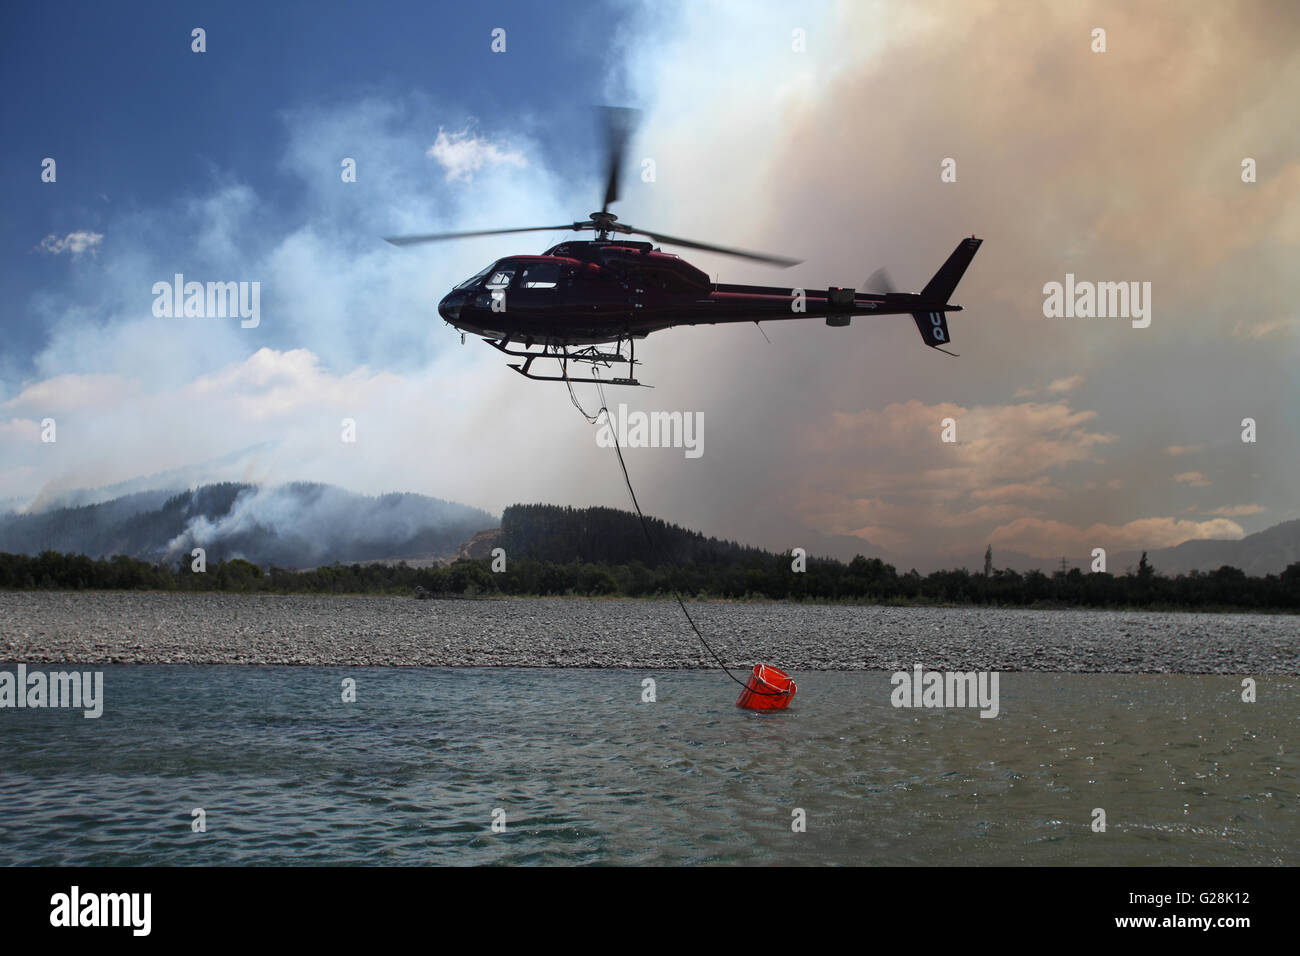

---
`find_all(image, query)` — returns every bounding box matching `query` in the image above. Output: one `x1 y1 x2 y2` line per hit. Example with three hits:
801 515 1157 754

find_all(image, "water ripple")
0 667 1296 865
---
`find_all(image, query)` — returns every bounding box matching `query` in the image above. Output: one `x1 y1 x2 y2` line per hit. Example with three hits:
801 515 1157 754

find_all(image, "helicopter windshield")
454 264 494 291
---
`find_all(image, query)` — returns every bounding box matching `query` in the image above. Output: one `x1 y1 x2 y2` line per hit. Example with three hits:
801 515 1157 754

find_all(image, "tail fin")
921 236 982 303
912 236 981 352
911 310 953 350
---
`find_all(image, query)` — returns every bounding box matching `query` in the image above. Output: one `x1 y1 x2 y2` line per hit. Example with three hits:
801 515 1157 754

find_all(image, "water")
1 667 1296 865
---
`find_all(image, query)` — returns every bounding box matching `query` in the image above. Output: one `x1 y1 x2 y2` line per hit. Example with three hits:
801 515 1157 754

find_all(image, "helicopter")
386 109 982 387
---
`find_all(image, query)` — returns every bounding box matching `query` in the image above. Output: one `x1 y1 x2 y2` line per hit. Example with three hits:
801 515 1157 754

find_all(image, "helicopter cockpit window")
485 267 516 290
454 264 493 291
519 262 561 289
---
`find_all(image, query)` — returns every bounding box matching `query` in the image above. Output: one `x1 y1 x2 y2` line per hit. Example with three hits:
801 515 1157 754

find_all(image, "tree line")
2 548 1298 611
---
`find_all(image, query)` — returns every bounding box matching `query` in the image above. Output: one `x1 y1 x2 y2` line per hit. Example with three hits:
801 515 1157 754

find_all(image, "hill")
500 503 773 567
0 482 495 569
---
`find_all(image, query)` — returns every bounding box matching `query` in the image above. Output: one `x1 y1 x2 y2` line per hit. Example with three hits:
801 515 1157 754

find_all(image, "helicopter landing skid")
486 338 650 387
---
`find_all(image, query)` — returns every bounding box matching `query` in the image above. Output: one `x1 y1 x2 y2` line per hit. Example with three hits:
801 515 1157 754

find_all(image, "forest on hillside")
2 547 1298 611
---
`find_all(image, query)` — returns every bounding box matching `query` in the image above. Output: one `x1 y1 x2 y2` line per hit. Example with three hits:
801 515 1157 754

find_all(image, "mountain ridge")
3 484 1295 577
0 482 495 570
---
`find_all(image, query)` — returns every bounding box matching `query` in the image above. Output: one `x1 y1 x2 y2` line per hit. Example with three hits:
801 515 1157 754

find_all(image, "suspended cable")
563 365 781 695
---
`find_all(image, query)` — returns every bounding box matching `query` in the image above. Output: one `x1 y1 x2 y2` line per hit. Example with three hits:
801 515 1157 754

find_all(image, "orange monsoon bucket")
735 663 796 710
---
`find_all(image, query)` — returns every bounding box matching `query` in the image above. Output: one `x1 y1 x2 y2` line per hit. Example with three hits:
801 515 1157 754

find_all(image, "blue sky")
2 0 1297 567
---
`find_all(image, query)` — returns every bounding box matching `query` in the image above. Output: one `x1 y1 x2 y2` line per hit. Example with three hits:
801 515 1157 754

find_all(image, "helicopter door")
509 262 564 318
592 258 640 321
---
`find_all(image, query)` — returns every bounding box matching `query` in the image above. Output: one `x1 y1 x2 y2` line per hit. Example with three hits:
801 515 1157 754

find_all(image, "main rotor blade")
620 223 802 267
384 225 579 247
600 106 640 215
864 267 897 294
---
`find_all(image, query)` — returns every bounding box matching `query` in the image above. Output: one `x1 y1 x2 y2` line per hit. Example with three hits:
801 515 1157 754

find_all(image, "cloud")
788 398 1117 555
425 127 529 182
3 373 137 414
0 344 612 516
594 0 1298 556
1046 374 1085 394
989 516 1244 556
969 477 1065 502
1163 444 1203 456
812 399 1115 482
1232 316 1299 340
1173 471 1212 487
37 231 103 257
1206 504 1266 517
1017 375 1085 397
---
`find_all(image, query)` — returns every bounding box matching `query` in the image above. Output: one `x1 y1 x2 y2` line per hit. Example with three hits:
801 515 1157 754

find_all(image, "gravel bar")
1 591 1297 673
